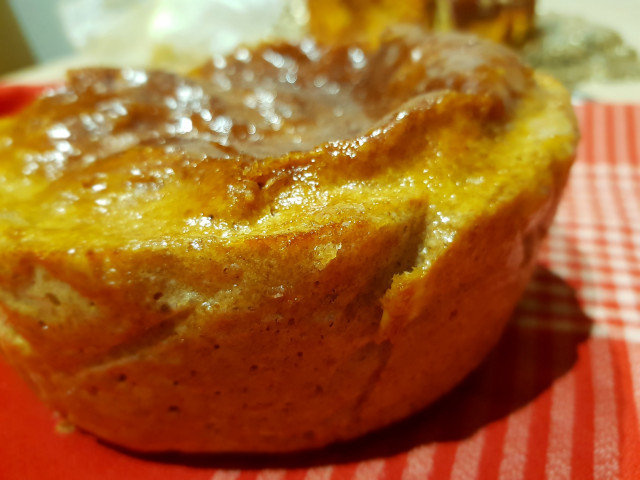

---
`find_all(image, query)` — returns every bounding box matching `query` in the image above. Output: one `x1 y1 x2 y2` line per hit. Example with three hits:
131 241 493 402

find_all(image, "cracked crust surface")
0 29 577 452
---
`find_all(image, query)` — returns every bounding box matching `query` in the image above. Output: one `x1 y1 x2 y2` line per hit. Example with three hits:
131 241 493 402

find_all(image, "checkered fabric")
0 98 638 480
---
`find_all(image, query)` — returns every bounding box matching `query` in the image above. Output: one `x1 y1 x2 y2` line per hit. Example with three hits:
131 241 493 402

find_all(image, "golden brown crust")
306 0 436 45
0 30 576 452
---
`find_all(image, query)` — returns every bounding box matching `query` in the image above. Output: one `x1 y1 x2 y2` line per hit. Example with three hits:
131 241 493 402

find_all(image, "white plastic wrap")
56 0 298 69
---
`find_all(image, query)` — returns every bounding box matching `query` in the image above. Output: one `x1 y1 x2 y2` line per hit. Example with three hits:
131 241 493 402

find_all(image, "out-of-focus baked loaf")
306 0 535 45
0 27 576 452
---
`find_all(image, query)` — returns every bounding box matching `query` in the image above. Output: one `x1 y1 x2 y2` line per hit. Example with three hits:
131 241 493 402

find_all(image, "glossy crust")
0 30 577 453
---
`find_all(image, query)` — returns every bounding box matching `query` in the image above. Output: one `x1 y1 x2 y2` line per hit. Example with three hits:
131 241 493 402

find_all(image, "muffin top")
0 28 562 258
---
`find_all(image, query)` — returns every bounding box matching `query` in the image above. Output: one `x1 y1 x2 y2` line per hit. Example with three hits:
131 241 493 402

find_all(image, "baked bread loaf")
306 0 535 45
0 28 577 453
441 0 535 44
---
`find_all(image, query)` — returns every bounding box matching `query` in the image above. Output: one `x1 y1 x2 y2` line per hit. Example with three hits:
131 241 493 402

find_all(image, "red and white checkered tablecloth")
0 94 639 479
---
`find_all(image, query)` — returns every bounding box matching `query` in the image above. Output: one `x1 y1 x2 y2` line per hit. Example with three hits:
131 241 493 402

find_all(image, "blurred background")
1 0 640 100
0 0 296 74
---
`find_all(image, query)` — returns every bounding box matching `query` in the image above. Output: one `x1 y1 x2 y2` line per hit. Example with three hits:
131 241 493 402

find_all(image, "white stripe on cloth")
498 329 537 480
519 300 640 326
256 470 287 480
497 393 533 480
211 471 241 480
401 445 436 480
352 459 386 480
591 339 620 480
450 348 504 480
303 465 334 480
450 430 486 480
515 316 640 343
545 336 576 480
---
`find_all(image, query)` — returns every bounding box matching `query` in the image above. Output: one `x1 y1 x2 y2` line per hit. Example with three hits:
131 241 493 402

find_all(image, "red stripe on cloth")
427 442 457 480
571 339 595 480
329 463 359 480
610 339 640 480
579 103 595 164
592 104 614 167
282 469 308 480
591 339 620 480
566 104 595 480
603 104 618 168
574 103 589 163
544 332 578 480
431 355 506 480
380 453 408 480
625 106 639 166
476 415 509 480
497 325 541 480
450 342 511 480
522 331 554 480
476 327 522 480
